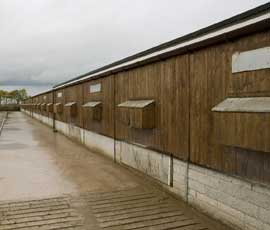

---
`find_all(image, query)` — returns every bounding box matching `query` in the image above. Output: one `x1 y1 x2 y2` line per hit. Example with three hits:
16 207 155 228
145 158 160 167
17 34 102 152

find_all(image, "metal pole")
0 112 8 136
52 91 57 132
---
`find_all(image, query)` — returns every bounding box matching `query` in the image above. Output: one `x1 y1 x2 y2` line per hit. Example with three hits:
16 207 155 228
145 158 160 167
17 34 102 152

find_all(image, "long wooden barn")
22 3 270 230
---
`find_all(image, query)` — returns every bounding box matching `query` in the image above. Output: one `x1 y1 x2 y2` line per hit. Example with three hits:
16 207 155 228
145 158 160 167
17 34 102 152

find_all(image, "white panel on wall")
212 97 270 113
57 92 62 98
232 47 270 73
89 83 101 93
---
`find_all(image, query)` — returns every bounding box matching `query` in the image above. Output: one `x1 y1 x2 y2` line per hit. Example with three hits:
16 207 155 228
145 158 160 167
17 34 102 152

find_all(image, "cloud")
0 0 268 86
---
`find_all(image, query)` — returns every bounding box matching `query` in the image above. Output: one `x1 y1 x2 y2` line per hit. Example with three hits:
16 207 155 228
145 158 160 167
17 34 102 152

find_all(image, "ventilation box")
82 101 102 121
118 99 155 129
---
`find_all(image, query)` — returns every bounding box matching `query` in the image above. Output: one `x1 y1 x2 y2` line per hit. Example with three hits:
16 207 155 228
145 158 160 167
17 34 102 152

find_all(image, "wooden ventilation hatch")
41 103 47 111
64 102 77 117
36 103 41 110
46 103 53 113
82 101 102 121
118 99 155 129
212 97 270 113
54 103 63 114
212 97 270 152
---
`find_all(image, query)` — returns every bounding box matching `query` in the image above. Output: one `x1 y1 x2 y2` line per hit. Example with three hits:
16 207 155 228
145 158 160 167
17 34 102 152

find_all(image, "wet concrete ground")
0 112 232 230
0 112 140 201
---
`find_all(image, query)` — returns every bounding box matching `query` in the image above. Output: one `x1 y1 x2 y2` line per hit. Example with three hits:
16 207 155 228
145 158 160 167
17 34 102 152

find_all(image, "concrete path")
0 112 231 230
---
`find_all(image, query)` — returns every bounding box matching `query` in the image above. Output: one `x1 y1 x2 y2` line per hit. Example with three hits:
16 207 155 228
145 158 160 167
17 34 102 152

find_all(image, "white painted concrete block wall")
170 158 188 201
188 164 270 230
116 141 170 185
55 120 114 159
68 124 83 143
55 120 68 136
84 130 114 159
36 113 53 127
115 142 270 230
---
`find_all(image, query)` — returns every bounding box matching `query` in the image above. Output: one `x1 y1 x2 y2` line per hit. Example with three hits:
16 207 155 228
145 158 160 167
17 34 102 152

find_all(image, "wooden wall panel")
40 94 48 116
115 62 162 151
161 56 189 159
37 95 45 114
115 57 189 159
190 29 270 183
229 30 270 97
64 84 83 127
83 76 114 137
54 89 65 122
34 96 39 113
39 95 45 114
190 48 214 168
44 92 53 119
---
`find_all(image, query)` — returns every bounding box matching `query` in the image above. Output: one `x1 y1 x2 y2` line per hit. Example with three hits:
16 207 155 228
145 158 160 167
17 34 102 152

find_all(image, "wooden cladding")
46 103 53 113
64 102 77 117
21 104 29 109
54 103 63 114
36 103 41 110
118 100 155 129
83 77 114 137
213 112 270 153
82 101 102 121
41 103 47 111
64 84 83 127
212 97 270 152
26 30 270 185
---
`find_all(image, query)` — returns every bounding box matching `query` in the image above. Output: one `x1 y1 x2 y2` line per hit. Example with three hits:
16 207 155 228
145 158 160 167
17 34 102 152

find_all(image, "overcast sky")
0 0 269 88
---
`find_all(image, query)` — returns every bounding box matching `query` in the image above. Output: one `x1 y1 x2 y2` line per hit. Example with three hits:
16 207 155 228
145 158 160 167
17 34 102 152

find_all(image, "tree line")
0 89 28 105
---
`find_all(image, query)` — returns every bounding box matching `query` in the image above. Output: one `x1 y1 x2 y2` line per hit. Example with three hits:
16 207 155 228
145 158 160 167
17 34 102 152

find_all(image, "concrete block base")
116 141 170 185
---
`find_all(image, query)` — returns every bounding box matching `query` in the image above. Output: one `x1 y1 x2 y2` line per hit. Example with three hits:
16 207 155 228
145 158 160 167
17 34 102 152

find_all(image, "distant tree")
16 89 28 104
0 89 28 105
0 90 7 105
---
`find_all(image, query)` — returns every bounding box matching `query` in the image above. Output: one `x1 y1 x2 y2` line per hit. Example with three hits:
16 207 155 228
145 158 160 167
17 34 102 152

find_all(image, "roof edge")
53 2 270 89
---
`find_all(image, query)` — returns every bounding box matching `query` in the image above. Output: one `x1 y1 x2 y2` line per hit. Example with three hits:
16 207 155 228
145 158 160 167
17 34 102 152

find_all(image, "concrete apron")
0 112 143 201
21 110 270 230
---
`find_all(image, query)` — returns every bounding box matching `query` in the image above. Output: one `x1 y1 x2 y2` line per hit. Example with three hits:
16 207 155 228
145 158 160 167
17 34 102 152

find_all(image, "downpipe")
0 112 8 136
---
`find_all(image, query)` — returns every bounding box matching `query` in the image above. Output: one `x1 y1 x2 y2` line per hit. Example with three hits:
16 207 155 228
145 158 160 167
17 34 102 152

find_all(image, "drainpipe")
31 98 33 118
168 153 173 187
113 74 116 163
0 112 8 136
52 91 57 132
82 84 85 145
185 53 192 203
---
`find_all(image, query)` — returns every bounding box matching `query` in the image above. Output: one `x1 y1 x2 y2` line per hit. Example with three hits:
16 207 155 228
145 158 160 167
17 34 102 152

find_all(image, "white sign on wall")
232 47 270 73
57 92 63 98
90 83 101 93
43 96 46 99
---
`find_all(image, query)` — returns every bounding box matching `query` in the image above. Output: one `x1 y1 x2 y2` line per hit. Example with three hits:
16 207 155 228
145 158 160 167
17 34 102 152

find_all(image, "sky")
0 0 269 94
